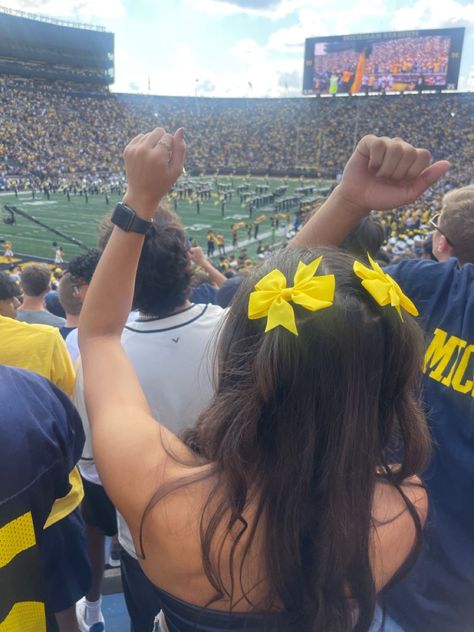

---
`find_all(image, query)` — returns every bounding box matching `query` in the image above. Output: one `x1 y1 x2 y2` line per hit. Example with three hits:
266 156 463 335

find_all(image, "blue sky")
3 0 474 96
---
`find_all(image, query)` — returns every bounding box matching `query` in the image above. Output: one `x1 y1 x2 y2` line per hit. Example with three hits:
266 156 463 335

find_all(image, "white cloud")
184 0 314 21
464 65 474 90
390 0 474 29
266 0 391 54
267 24 307 53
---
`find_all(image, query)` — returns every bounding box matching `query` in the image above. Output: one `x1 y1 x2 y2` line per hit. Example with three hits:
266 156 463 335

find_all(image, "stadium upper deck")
0 7 114 84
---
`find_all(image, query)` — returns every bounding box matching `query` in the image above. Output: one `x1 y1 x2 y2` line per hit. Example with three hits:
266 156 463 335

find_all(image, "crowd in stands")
314 35 450 92
0 76 472 183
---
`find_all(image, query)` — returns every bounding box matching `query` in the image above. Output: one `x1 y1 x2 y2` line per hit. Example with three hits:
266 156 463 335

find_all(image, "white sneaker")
76 597 106 632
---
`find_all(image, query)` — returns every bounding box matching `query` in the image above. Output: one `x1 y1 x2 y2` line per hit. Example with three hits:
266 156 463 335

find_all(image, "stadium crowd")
0 76 472 182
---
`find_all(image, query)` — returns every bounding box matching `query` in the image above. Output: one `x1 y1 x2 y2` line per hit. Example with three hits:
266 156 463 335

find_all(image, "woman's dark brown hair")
142 246 430 631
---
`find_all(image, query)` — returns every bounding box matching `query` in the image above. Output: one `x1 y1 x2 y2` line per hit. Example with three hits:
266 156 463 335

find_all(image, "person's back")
0 366 84 632
17 264 65 328
0 278 88 632
380 188 474 631
17 307 65 327
0 315 75 394
121 304 223 432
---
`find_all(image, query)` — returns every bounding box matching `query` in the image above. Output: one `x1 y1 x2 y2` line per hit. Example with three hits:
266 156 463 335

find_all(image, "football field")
0 176 332 263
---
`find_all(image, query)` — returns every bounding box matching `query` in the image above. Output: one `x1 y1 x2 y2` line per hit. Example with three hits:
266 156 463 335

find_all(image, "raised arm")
189 246 226 287
78 128 194 532
290 135 450 249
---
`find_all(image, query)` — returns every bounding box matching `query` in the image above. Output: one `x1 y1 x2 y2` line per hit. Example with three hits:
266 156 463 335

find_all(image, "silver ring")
157 139 172 151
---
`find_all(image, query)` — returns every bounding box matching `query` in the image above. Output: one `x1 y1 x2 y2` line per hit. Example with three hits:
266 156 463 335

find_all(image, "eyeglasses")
429 213 454 247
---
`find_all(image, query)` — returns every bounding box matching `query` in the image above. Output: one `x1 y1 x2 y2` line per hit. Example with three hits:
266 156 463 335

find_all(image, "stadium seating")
0 76 472 186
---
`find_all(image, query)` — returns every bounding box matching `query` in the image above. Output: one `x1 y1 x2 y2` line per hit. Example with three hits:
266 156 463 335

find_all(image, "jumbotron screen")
303 28 465 95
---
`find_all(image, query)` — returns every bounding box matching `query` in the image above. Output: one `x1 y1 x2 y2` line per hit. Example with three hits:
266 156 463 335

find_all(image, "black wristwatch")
111 202 153 234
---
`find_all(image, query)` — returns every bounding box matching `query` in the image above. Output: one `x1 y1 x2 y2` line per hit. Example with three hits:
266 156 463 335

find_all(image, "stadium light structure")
0 5 105 31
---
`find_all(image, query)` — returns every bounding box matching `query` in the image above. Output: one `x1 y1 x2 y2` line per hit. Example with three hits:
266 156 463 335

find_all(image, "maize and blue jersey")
0 366 84 631
383 258 474 632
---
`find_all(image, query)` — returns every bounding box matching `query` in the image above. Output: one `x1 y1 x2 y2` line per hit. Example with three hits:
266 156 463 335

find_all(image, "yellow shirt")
0 316 82 526
0 316 75 395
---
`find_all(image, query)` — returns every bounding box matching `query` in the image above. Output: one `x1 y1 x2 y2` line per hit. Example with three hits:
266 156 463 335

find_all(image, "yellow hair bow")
248 257 335 336
353 254 419 321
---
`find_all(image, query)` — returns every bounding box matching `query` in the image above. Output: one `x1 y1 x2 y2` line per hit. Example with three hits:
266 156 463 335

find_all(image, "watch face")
112 204 150 233
114 204 133 230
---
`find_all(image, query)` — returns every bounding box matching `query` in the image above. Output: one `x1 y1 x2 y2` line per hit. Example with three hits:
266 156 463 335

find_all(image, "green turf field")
0 176 332 262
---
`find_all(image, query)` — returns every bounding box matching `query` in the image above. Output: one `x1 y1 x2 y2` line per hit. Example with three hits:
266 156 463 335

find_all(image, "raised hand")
188 246 207 266
337 135 450 213
123 127 186 219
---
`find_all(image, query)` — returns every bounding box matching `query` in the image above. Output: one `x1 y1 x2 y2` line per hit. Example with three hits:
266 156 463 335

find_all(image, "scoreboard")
303 28 465 95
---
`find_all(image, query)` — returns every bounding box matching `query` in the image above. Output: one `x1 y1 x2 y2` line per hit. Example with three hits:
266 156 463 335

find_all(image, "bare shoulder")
371 475 428 591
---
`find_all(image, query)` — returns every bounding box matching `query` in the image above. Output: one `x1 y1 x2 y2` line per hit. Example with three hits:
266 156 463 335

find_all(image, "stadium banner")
303 28 465 95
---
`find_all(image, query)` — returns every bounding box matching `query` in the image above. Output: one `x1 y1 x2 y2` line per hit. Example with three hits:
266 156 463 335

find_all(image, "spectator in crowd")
340 214 385 261
16 264 66 327
45 289 67 318
59 249 102 365
75 206 224 632
0 270 21 318
78 129 439 632
188 245 226 304
57 272 83 364
215 274 245 308
430 185 474 264
296 136 474 631
0 365 85 632
0 272 90 630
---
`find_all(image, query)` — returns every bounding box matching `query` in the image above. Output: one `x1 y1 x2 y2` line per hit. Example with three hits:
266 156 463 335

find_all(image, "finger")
123 133 144 156
409 161 450 200
143 127 165 148
368 137 388 172
357 135 384 168
391 143 419 180
376 140 405 178
405 149 432 180
154 132 174 153
169 128 186 175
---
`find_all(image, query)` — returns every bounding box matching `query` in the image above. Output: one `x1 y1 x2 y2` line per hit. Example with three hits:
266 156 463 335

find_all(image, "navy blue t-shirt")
190 283 218 305
383 258 474 632
0 366 84 628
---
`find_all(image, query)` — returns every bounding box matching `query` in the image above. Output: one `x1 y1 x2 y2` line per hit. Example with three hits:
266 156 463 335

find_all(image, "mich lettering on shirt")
423 328 474 396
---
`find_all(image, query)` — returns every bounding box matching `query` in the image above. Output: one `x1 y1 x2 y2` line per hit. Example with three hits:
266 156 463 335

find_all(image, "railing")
0 5 106 31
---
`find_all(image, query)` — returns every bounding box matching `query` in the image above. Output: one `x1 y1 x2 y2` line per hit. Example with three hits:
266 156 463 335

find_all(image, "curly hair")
0 272 19 300
67 249 101 284
98 205 192 317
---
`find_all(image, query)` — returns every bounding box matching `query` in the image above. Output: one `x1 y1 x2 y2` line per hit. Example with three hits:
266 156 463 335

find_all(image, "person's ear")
433 233 453 261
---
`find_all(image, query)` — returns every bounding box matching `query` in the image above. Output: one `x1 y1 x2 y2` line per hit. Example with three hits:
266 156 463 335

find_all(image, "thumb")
410 160 450 199
170 128 186 177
